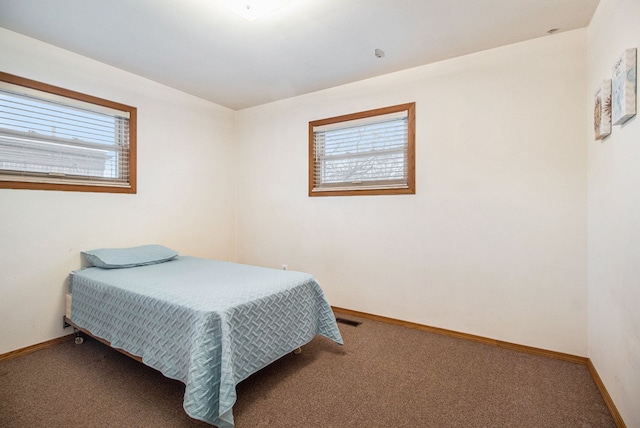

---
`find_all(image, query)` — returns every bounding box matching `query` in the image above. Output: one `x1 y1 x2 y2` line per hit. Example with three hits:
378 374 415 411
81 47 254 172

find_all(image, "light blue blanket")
70 257 343 427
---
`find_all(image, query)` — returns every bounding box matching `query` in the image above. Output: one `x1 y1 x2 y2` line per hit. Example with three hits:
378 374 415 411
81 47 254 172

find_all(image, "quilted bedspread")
70 256 343 427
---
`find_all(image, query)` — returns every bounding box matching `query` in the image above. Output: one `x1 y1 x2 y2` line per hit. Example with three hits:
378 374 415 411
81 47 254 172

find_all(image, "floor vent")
335 317 362 327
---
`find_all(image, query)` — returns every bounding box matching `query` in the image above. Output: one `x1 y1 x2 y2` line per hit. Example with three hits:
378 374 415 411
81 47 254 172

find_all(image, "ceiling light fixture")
216 0 289 21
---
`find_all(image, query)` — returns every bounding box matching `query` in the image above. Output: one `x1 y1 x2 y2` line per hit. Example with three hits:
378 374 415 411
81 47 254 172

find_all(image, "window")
309 102 415 197
0 72 136 193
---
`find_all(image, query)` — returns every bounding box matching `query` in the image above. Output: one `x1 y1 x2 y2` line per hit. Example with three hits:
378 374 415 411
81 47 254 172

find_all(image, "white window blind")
0 77 134 191
310 103 415 196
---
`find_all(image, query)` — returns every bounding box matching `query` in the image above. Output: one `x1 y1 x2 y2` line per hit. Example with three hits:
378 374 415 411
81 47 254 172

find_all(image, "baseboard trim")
332 306 586 364
587 360 627 428
332 306 626 428
0 334 74 362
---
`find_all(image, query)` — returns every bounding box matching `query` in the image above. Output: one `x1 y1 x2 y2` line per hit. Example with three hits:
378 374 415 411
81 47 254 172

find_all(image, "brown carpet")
0 315 614 427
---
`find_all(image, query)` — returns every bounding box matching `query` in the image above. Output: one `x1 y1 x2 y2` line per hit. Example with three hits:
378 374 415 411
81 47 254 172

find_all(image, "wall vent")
335 317 362 327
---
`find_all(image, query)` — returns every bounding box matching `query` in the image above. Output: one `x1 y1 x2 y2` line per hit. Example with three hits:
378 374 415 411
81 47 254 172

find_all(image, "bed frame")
63 315 146 361
63 315 302 363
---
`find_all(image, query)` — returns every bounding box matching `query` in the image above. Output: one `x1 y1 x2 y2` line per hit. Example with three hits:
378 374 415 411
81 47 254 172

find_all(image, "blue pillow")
82 245 178 269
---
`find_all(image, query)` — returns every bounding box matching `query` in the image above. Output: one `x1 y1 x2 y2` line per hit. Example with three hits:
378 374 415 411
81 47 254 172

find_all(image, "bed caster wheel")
73 328 84 345
293 347 302 355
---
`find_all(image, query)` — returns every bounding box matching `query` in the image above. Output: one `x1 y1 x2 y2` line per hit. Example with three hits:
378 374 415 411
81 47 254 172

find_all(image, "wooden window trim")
309 102 415 197
0 72 137 194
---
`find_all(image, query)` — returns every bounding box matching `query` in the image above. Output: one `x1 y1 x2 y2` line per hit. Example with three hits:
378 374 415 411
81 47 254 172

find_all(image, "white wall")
0 25 592 363
587 0 640 425
0 28 237 355
235 30 589 356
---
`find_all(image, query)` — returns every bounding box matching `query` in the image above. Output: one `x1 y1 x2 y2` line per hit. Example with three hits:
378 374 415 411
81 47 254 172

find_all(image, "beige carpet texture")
0 314 615 427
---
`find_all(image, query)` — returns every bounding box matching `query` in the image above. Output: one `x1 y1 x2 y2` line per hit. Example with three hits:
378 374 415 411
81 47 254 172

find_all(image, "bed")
65 245 343 427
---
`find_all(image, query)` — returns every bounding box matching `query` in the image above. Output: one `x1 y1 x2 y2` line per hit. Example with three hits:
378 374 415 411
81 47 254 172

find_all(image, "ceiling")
0 0 600 110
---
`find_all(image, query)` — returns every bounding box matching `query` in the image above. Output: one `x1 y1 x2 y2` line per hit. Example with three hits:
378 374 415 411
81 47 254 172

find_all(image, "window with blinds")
0 72 136 193
309 102 415 196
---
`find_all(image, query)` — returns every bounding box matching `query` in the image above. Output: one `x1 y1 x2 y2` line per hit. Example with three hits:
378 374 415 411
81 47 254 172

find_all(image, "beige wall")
588 0 640 425
0 28 237 354
235 30 589 356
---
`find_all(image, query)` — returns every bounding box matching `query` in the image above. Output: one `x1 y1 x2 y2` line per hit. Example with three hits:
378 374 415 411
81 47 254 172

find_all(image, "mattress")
69 256 343 427
65 293 72 318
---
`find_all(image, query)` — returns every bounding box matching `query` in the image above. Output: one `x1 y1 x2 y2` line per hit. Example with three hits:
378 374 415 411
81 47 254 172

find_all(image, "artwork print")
594 79 611 140
611 48 637 125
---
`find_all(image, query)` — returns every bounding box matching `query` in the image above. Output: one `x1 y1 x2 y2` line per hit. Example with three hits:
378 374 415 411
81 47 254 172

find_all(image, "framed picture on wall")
594 79 611 140
611 48 637 125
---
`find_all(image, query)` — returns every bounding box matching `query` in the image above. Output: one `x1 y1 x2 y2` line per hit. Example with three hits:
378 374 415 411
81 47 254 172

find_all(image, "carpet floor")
0 314 615 427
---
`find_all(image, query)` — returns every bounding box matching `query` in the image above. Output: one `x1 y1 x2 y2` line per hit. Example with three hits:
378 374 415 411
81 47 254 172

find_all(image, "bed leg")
74 328 84 345
293 347 302 355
